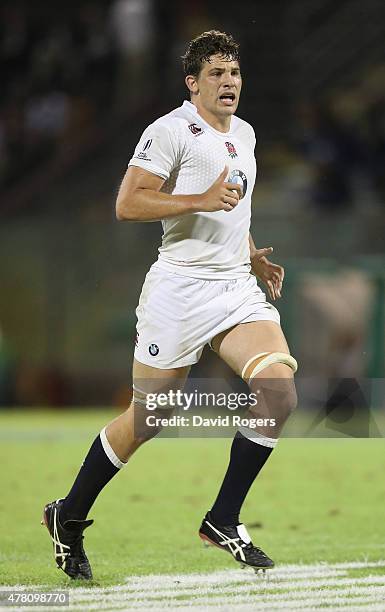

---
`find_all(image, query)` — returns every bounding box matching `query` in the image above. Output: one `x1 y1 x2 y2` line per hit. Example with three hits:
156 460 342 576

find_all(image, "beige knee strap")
132 384 148 406
132 384 173 411
241 352 298 380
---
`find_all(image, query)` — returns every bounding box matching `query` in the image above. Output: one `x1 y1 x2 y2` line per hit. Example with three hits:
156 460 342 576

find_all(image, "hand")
250 247 284 300
198 166 243 213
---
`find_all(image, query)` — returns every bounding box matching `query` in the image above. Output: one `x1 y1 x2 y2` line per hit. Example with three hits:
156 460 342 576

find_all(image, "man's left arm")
249 233 284 300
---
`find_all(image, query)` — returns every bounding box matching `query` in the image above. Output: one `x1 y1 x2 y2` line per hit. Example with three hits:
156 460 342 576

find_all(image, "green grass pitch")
0 409 384 592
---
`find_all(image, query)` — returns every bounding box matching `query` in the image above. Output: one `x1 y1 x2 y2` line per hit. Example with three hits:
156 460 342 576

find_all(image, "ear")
185 75 199 96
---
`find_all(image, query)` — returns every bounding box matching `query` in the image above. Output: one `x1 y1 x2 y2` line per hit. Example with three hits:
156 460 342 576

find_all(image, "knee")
242 352 298 420
131 404 162 443
248 376 297 423
281 379 298 418
130 401 177 444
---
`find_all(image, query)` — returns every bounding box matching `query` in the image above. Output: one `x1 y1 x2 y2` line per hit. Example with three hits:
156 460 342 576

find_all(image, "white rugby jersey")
128 100 257 279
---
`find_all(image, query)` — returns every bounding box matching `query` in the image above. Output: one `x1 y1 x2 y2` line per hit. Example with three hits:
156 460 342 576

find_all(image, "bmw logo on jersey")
228 169 248 200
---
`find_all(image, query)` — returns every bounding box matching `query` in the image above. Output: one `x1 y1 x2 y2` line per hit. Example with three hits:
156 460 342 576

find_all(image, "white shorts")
134 264 280 369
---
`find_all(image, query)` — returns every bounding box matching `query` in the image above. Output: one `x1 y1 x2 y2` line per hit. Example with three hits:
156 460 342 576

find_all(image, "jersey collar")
182 100 235 137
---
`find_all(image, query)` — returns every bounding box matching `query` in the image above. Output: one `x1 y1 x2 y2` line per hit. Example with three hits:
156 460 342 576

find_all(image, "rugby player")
42 30 297 579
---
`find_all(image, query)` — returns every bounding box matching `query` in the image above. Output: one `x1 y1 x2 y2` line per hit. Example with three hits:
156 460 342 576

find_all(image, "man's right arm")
116 166 199 222
116 166 242 222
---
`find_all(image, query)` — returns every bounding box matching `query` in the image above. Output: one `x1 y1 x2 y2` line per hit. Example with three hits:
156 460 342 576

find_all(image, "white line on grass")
3 561 385 611
65 584 385 609
58 572 385 611
171 604 385 612
67 575 385 606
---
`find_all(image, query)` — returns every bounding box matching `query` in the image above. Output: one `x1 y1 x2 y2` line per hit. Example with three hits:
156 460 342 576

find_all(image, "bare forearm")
116 188 200 222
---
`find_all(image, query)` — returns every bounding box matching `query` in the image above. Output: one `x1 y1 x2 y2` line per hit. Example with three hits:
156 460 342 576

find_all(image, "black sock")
210 431 273 526
60 428 125 523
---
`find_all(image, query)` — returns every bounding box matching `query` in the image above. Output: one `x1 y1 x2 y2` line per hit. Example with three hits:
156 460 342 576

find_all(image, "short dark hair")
181 30 240 77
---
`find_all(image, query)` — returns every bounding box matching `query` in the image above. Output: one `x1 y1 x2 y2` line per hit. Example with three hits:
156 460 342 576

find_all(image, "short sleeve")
249 125 257 150
128 121 179 180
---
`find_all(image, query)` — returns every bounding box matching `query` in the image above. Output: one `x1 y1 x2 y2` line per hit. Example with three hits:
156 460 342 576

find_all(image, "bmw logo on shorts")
149 343 159 356
229 169 247 199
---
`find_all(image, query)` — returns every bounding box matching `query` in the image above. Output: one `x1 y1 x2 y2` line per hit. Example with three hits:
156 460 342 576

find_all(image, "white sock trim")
100 427 126 469
238 426 278 449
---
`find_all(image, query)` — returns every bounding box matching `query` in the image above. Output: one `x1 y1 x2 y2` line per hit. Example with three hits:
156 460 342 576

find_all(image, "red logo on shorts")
225 141 237 158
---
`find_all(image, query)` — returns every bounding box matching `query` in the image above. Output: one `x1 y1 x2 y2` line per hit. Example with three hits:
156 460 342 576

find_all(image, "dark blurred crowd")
0 1 121 191
293 85 385 210
0 0 220 195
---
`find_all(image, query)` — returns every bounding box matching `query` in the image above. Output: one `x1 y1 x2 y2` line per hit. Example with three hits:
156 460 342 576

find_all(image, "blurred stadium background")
0 0 384 409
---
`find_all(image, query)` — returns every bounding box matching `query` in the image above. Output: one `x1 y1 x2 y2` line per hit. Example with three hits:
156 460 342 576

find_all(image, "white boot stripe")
206 520 246 562
52 507 70 568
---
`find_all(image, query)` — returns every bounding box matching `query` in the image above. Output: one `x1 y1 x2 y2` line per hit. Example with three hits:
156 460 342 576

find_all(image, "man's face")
189 54 242 118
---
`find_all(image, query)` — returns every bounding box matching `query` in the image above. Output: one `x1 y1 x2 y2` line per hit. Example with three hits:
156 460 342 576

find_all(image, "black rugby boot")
42 499 93 580
199 512 274 572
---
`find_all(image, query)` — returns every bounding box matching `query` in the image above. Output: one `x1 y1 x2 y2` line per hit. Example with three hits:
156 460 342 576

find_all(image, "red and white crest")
225 141 237 158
